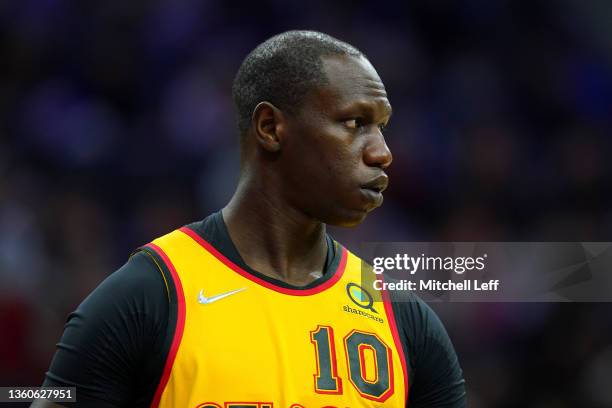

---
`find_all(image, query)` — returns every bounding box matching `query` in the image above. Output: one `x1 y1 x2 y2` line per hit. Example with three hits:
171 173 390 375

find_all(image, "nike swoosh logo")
198 288 246 305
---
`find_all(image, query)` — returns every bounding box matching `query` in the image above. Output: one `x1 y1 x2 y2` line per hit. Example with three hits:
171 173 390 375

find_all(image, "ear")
252 101 285 153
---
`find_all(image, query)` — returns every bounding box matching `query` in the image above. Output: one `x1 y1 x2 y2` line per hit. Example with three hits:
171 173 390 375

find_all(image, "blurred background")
1 0 612 406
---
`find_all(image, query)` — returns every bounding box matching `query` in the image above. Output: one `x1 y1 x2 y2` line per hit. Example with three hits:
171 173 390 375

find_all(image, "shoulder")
62 249 171 353
82 250 169 312
43 250 171 406
386 289 466 406
388 289 443 335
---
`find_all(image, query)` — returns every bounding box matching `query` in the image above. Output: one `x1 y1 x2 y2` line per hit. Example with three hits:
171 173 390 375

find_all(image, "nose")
363 131 393 169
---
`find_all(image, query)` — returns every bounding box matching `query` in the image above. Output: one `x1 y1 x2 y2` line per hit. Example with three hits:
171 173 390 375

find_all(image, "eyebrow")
342 99 393 120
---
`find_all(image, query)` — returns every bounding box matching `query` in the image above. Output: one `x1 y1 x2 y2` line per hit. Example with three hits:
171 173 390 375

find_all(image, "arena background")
1 1 612 406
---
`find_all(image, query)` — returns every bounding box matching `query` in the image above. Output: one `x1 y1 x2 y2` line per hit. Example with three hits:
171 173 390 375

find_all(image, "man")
35 31 465 407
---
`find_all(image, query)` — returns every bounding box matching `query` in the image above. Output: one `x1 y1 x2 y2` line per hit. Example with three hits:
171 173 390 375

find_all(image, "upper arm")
392 294 466 407
42 250 169 407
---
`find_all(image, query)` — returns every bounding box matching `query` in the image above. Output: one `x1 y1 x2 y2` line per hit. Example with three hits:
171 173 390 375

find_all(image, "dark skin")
223 54 393 286
31 53 392 408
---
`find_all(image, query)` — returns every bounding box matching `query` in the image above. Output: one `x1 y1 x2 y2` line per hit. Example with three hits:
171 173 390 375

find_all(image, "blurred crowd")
1 0 611 406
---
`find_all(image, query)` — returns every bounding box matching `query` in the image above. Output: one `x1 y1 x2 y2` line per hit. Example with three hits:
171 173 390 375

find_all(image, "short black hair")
232 30 364 135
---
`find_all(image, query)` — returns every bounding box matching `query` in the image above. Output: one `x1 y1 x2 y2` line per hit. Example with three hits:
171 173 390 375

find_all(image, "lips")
359 174 389 208
361 174 389 194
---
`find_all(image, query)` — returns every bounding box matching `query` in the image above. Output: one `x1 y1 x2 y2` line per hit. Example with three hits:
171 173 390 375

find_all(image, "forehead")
309 54 391 115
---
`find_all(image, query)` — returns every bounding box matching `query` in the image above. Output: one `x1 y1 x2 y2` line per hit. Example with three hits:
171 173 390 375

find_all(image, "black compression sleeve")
42 251 169 408
391 293 466 407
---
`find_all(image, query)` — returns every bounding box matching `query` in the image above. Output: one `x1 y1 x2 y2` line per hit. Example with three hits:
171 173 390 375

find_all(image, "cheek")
287 121 363 191
317 129 361 171
328 142 363 177
326 152 353 180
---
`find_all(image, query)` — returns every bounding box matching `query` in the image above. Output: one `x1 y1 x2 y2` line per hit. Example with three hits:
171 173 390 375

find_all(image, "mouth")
359 174 389 206
361 174 389 194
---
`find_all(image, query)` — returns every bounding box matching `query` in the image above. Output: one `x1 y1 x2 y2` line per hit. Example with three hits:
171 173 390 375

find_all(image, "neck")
222 174 329 286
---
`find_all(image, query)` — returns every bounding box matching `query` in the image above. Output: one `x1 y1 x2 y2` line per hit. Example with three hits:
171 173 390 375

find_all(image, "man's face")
281 54 393 227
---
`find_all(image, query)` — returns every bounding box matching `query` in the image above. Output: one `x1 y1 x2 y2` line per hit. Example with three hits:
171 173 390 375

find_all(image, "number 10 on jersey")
310 325 394 402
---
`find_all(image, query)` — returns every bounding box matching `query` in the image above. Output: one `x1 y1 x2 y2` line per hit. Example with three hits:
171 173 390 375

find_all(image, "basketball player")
34 31 466 407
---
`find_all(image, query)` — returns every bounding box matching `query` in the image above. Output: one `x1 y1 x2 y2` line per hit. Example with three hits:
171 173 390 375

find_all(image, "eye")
344 118 364 129
378 122 387 133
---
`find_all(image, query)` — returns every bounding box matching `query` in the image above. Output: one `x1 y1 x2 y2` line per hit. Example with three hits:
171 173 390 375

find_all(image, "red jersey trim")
146 242 187 408
381 275 409 403
179 226 347 296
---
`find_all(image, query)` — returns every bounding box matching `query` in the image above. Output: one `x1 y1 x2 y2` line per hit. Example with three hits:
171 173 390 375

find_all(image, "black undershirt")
43 211 465 407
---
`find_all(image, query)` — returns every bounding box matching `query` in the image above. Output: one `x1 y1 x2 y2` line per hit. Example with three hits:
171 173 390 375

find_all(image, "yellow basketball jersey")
144 226 408 408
